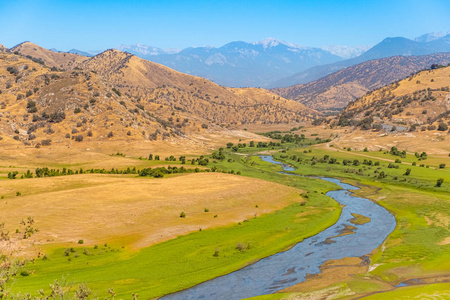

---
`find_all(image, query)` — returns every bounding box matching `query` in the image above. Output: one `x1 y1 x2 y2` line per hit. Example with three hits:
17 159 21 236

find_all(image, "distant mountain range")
115 38 344 87
66 38 370 87
62 33 450 88
272 34 450 88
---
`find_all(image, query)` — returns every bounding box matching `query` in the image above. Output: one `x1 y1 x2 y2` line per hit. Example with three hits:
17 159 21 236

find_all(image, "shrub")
439 163 446 169
74 107 81 114
41 139 51 146
74 135 83 142
437 123 448 131
107 131 113 138
78 240 84 244
180 212 186 218
436 178 444 187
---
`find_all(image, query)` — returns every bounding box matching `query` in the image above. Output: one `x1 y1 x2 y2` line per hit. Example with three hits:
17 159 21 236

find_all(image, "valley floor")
1 127 449 299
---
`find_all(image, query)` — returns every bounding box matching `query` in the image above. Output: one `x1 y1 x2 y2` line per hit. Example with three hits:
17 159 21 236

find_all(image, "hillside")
0 48 316 146
10 41 88 70
336 65 450 131
272 34 450 87
0 44 7 52
272 53 450 112
77 49 319 124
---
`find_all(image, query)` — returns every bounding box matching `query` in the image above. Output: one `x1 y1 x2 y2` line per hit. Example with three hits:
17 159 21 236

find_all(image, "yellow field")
0 172 302 254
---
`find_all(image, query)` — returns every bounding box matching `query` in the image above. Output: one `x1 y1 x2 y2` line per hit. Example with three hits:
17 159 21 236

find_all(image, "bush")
180 212 186 218
436 178 444 187
74 107 81 114
107 131 113 138
437 123 448 131
41 139 51 146
439 163 446 169
74 135 83 142
78 240 84 244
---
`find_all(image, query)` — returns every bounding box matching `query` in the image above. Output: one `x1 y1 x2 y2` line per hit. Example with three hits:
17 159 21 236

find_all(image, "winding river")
161 155 396 300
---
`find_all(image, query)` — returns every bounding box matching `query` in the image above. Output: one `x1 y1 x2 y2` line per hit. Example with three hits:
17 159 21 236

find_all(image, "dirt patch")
278 257 367 293
438 237 450 245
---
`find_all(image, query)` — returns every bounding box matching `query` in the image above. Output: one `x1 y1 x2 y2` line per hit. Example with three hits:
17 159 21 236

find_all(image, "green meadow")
5 139 450 299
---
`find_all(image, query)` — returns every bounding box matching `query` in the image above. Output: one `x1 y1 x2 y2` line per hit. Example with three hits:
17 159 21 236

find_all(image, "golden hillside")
10 41 88 70
0 45 317 147
77 49 318 125
0 52 210 147
272 54 450 113
338 65 450 131
0 44 7 52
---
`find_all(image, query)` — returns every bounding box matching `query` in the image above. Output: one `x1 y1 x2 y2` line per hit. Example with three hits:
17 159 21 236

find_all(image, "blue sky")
0 0 449 50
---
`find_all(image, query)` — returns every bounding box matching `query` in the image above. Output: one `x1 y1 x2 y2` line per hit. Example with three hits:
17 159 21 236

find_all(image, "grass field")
2 142 342 298
3 135 449 299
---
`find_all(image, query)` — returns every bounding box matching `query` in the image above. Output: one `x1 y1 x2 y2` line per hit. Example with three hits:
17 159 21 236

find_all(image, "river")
161 155 396 300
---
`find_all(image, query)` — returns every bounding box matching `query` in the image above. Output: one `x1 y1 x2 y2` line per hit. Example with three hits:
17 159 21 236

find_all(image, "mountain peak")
117 44 180 56
414 31 449 43
253 37 305 49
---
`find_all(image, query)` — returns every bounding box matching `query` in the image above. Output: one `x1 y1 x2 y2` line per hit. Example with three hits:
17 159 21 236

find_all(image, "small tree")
439 163 446 169
404 168 411 176
436 178 444 187
437 123 448 131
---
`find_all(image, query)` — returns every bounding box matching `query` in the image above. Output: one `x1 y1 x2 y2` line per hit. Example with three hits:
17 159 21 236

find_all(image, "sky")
0 0 449 51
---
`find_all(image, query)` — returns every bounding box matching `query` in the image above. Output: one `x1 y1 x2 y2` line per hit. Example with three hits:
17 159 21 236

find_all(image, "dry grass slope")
339 65 450 131
11 42 88 69
272 54 450 112
0 44 318 148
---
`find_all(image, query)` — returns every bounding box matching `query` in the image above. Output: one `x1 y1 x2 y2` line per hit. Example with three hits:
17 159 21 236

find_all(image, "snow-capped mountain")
119 38 343 87
117 43 180 56
321 45 371 59
414 31 450 43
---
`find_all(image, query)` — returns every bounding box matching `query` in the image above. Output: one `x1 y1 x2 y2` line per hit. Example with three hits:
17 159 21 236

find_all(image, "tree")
148 154 153 160
436 178 444 187
404 168 411 176
439 163 446 169
437 123 448 131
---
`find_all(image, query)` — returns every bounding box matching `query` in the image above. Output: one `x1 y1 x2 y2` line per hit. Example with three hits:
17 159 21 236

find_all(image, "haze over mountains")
57 33 450 89
273 33 450 88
